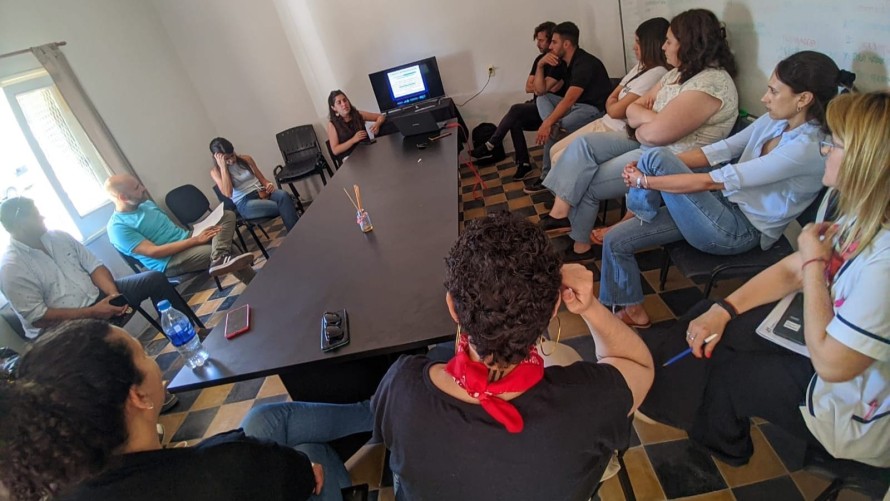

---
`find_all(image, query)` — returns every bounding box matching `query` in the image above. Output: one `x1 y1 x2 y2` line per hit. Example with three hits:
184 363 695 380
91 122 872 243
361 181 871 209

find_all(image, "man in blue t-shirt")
105 175 255 284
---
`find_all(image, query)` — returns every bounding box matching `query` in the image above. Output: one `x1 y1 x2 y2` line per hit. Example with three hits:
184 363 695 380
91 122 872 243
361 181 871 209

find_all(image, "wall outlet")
488 65 495 76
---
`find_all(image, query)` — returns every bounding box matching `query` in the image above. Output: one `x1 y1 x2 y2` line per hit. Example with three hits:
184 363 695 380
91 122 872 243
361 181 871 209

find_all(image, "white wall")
0 0 219 204
151 0 320 181
275 0 626 136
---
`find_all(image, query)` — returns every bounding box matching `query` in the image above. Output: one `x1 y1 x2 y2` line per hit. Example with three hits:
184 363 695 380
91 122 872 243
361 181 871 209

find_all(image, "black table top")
169 130 458 392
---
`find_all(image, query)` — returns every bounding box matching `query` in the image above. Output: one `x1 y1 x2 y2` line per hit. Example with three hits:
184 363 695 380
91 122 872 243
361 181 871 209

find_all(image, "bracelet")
636 176 642 189
801 257 827 272
643 174 649 189
713 298 738 320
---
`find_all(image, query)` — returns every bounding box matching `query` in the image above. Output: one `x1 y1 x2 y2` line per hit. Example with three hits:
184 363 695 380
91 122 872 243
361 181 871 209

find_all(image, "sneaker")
513 162 537 181
470 142 494 160
538 214 571 235
562 246 597 263
161 391 179 413
209 253 255 277
523 179 549 195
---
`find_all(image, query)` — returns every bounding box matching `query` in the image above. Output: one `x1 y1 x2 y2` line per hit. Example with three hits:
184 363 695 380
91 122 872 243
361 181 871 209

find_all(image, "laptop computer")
390 110 440 137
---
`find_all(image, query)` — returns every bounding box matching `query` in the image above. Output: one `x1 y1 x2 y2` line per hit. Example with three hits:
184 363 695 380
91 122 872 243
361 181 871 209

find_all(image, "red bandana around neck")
444 334 544 433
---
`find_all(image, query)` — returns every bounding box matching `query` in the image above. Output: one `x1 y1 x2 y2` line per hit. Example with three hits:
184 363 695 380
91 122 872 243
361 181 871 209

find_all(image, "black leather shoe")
513 163 536 180
523 179 549 195
562 246 597 263
538 215 571 234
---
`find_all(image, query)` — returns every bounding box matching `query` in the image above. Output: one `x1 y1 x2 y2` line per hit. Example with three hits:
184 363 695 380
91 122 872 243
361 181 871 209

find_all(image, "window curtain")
30 43 139 180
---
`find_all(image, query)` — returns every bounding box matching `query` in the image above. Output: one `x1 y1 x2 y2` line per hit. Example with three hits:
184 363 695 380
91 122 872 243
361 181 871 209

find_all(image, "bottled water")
157 300 209 369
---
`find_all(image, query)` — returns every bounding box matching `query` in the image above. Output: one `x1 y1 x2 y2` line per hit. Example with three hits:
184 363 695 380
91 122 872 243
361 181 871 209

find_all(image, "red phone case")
225 305 251 339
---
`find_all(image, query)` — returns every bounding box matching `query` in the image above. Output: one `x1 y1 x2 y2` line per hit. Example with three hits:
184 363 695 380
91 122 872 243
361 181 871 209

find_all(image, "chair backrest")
797 187 831 226
0 304 27 340
277 125 320 165
165 184 211 226
211 184 238 212
325 139 342 168
116 249 146 274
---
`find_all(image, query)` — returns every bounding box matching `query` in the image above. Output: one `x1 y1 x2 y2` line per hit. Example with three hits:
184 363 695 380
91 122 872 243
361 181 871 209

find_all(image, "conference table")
168 128 459 403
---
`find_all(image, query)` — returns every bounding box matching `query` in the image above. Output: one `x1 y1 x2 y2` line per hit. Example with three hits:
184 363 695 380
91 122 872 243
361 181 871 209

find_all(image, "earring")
539 315 562 356
454 324 461 354
146 402 155 410
796 104 802 113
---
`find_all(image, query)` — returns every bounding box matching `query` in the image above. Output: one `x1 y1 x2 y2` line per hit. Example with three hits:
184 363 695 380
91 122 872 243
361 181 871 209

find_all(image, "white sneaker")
209 253 255 277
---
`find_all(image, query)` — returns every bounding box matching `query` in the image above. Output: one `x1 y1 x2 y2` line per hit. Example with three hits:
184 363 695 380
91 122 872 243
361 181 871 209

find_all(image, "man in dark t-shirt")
470 21 566 180
524 21 613 194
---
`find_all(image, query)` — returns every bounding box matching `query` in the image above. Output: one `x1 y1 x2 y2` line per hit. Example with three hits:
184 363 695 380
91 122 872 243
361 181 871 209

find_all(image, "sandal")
590 226 610 245
616 308 652 329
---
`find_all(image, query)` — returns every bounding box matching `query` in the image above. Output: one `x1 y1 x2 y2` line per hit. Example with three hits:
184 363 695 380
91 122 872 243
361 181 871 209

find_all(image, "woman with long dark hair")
209 137 299 231
535 9 739 263
600 51 853 328
326 90 385 161
549 17 671 166
0 320 372 500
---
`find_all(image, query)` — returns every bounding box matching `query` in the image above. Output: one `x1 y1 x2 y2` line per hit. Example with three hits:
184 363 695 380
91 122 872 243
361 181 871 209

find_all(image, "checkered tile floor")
143 149 858 500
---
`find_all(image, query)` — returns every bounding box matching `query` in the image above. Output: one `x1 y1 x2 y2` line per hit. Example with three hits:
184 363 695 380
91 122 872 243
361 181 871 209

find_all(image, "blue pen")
662 334 719 367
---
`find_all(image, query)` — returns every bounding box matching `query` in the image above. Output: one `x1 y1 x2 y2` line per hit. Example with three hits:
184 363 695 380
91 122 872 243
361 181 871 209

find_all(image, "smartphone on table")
225 304 251 339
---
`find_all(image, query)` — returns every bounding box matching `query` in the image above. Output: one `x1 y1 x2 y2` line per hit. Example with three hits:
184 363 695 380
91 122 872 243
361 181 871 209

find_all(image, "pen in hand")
662 333 719 367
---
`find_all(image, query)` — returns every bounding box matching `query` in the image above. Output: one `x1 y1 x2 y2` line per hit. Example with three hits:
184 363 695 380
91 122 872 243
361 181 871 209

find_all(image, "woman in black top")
372 212 654 500
326 90 385 161
0 320 372 501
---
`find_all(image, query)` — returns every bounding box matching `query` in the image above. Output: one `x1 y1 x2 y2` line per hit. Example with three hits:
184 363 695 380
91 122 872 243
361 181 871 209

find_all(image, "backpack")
471 122 506 165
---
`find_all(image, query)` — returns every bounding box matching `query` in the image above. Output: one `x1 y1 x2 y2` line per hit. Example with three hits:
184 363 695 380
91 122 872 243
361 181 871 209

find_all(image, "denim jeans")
544 130 644 244
599 147 761 306
241 400 373 501
536 93 602 177
236 189 299 231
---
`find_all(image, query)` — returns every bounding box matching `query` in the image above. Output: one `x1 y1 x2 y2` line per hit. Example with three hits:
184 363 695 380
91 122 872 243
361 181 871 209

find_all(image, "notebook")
756 291 810 357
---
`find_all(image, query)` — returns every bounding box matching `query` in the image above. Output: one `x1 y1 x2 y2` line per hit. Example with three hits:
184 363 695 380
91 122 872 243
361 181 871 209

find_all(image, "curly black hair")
0 320 141 500
444 212 562 366
671 9 737 83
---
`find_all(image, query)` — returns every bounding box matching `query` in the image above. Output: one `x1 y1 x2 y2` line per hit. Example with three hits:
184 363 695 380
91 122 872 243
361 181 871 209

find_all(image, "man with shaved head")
105 175 255 284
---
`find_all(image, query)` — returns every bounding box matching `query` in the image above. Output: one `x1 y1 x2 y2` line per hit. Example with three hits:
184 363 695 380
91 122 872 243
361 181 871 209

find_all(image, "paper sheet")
191 203 225 236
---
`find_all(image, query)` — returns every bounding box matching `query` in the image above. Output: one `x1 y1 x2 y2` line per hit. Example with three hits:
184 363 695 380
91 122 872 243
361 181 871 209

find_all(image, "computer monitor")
369 57 446 112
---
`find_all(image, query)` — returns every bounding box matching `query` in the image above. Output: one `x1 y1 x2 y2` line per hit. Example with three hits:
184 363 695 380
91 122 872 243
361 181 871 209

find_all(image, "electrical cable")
456 73 492 107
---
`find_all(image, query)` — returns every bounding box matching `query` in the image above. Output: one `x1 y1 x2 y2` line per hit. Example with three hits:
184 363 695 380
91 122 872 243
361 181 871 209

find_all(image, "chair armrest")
273 164 283 177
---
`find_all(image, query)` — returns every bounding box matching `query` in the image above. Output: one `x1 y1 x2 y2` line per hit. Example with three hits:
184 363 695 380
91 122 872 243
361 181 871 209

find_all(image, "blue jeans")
536 93 602 177
236 189 299 231
599 147 761 306
241 400 373 501
545 131 644 244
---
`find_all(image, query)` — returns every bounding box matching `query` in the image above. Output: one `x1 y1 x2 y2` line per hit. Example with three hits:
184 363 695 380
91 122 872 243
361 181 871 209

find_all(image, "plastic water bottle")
157 300 209 369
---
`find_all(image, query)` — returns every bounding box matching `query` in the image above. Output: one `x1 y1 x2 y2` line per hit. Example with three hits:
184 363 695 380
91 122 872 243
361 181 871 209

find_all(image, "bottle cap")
156 300 171 311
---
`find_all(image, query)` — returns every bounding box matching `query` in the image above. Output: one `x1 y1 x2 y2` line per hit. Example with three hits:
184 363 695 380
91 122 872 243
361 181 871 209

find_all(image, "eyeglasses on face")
819 139 844 157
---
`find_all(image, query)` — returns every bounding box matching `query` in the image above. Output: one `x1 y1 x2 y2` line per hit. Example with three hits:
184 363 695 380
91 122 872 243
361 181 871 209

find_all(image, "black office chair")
325 139 343 170
658 188 833 297
273 125 333 211
211 185 271 260
802 447 890 500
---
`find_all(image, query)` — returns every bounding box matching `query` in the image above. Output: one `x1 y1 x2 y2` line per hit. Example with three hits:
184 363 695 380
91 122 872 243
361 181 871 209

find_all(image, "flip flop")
590 226 610 246
616 308 652 329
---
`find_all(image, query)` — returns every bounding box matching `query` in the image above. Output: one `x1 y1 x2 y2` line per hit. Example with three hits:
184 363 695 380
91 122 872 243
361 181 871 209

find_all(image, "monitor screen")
369 57 445 112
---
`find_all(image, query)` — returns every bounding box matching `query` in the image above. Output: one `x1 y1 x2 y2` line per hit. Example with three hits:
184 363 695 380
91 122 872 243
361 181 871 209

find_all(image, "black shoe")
470 143 494 160
538 214 571 234
523 179 549 195
161 391 179 414
562 246 597 263
513 162 536 181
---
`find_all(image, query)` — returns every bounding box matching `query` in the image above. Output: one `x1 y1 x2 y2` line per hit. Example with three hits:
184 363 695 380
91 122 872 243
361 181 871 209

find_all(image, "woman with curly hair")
0 320 372 501
536 9 738 262
371 212 654 500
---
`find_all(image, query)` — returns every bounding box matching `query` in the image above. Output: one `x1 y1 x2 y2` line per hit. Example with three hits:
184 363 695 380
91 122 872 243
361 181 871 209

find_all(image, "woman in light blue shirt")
600 51 854 328
209 137 299 231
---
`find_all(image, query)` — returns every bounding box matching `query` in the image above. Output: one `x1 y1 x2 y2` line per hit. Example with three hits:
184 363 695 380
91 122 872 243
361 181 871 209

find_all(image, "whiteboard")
618 0 890 114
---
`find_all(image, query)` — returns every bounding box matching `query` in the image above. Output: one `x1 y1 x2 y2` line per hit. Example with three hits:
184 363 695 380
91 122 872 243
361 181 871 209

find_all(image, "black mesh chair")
658 188 832 297
325 139 343 170
212 185 271 260
802 448 890 501
273 125 333 210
